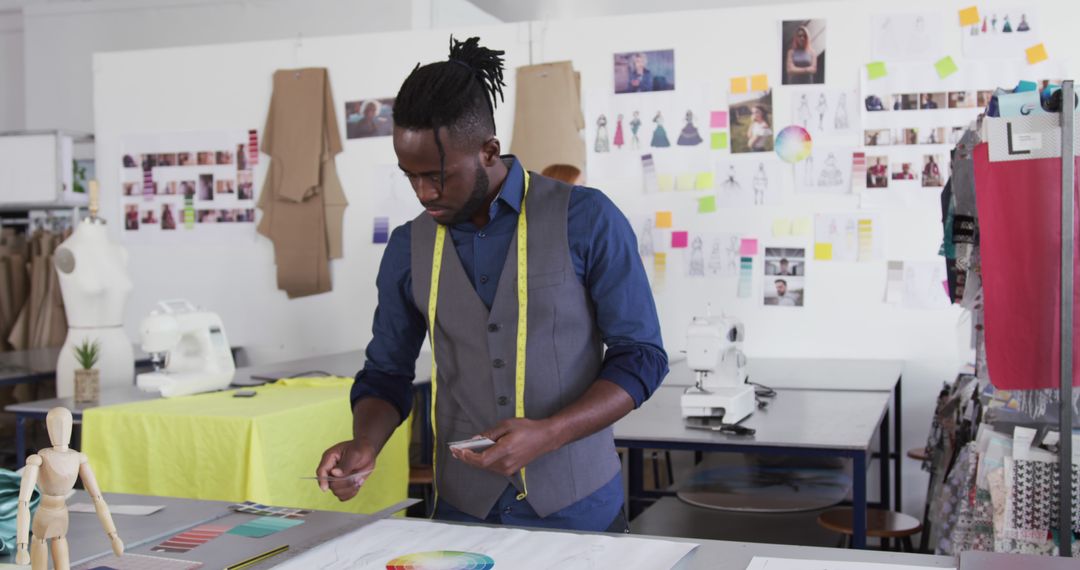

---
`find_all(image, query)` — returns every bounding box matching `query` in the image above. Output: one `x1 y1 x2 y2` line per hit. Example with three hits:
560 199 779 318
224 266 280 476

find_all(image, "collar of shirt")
452 155 523 232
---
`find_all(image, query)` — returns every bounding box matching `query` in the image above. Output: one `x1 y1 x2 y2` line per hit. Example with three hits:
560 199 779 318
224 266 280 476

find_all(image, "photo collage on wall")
121 131 257 238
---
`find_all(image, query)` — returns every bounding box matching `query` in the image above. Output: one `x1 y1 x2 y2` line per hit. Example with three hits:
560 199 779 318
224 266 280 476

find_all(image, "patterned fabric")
936 443 975 554
1008 459 1080 538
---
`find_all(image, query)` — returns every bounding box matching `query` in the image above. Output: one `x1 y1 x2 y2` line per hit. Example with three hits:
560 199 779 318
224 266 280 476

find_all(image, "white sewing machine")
680 312 755 423
135 300 235 398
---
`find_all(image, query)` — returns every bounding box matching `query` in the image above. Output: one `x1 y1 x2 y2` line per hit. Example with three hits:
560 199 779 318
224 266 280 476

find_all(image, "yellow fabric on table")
81 377 409 514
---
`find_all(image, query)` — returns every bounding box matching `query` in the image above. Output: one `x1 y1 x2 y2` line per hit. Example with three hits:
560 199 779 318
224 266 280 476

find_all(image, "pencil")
226 544 289 570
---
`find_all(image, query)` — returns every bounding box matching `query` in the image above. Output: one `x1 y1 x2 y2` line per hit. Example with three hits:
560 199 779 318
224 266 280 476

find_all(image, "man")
628 52 654 92
316 37 668 533
778 258 793 276
773 279 797 306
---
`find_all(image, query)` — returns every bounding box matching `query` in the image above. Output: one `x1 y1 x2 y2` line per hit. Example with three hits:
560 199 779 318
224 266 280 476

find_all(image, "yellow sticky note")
656 211 673 228
750 74 768 92
958 6 980 27
711 132 729 150
1026 43 1048 65
654 252 667 267
866 61 887 80
658 174 674 192
676 174 695 191
772 219 792 237
814 243 834 261
695 172 715 190
730 77 748 94
792 217 812 236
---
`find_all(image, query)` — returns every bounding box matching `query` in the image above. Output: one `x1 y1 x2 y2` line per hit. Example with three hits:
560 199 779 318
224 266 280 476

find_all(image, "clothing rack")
1055 79 1074 559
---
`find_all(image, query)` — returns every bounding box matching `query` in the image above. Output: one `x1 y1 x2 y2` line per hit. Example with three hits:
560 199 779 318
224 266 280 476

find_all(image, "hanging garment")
510 62 585 171
257 68 348 298
973 143 1080 390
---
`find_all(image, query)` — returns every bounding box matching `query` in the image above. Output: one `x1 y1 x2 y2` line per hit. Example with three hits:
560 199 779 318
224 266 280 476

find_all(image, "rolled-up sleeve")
350 223 427 423
570 188 669 407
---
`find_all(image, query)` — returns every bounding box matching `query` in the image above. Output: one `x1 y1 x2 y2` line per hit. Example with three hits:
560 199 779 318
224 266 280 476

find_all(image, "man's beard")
445 160 491 226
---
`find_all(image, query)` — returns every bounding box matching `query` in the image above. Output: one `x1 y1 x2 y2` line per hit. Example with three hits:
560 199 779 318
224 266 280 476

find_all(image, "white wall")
0 10 24 132
91 0 1077 521
20 0 497 134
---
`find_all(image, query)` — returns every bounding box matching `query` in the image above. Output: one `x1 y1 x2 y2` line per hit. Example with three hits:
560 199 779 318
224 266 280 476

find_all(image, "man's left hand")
452 418 560 477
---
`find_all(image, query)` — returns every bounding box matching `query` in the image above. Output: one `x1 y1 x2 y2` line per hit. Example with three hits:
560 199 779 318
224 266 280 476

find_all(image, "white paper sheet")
960 7 1039 59
793 146 854 194
714 157 781 207
900 260 951 310
789 88 857 136
684 232 742 278
746 556 953 570
69 502 164 516
814 213 883 262
275 518 698 570
870 13 946 62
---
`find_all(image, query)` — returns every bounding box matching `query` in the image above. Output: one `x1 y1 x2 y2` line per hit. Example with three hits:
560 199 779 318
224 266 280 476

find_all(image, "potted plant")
73 339 101 404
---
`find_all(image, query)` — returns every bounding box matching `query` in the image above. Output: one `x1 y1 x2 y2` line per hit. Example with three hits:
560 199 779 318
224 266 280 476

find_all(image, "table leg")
628 448 644 519
14 414 25 468
853 451 867 549
894 376 903 512
880 408 890 511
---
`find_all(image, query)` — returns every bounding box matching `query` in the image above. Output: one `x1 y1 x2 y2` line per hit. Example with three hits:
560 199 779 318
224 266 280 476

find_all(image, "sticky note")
1026 43 1048 65
958 6 980 27
792 217 812 236
710 111 728 129
654 252 667 266
866 61 887 80
695 172 714 190
751 74 768 92
658 175 674 192
934 56 959 79
672 231 689 248
739 238 758 256
711 132 729 150
676 174 695 191
814 242 834 260
697 195 717 213
772 219 792 237
656 212 672 228
730 77 748 94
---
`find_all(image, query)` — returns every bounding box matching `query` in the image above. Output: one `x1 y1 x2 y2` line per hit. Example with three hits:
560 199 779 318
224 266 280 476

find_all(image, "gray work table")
0 344 153 387
615 375 892 549
23 491 954 569
959 550 1077 569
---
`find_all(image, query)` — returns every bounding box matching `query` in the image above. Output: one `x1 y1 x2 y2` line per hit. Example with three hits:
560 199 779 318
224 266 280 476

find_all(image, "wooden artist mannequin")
15 407 123 569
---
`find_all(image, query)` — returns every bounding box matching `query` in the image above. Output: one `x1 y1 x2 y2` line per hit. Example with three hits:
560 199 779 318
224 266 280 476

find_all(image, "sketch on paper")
715 158 780 207
684 233 741 278
794 147 854 194
789 88 857 135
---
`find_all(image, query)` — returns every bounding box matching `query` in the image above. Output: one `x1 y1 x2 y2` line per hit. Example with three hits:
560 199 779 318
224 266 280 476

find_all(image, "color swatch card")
70 503 164 516
75 553 203 570
151 524 231 553
386 551 495 570
229 501 311 519
228 516 305 538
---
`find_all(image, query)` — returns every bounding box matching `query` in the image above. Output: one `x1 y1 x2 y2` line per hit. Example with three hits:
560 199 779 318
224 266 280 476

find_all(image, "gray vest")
410 173 620 519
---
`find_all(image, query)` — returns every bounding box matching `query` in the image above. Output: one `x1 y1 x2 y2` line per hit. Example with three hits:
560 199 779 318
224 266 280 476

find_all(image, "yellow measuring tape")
427 170 531 513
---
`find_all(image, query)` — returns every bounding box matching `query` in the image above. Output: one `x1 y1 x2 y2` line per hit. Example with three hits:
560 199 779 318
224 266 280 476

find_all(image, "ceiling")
462 0 819 21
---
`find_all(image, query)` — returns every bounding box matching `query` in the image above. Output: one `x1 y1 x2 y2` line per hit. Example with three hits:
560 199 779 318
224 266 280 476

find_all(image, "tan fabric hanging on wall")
510 61 585 172
257 68 348 298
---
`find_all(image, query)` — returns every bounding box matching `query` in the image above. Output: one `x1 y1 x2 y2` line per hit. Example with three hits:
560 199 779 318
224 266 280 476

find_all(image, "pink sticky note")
672 231 689 248
739 238 758 256
710 111 728 129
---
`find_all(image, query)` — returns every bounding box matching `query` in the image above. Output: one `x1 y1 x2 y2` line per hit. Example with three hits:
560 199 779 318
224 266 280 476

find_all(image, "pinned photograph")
763 247 806 306
215 151 234 165
124 205 139 231
180 180 196 199
901 128 919 145
896 94 918 110
178 152 193 166
215 179 235 195
919 127 945 145
122 182 136 197
237 209 256 223
864 94 887 112
891 162 916 180
864 129 890 146
730 90 774 153
140 209 159 225
198 174 213 200
866 156 889 188
613 50 675 94
164 181 178 196
781 20 826 85
948 91 976 108
238 171 254 200
345 97 395 139
236 144 248 171
161 204 177 231
157 153 177 167
122 155 137 168
920 93 946 110
197 210 218 224
921 155 945 187
197 152 215 166
977 90 995 108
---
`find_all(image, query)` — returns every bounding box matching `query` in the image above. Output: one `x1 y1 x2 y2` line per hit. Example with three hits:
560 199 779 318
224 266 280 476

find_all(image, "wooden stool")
906 447 929 462
817 507 922 551
408 464 434 516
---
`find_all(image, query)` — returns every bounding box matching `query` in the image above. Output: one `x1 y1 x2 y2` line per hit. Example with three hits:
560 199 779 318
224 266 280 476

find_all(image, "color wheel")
774 125 812 163
386 551 495 570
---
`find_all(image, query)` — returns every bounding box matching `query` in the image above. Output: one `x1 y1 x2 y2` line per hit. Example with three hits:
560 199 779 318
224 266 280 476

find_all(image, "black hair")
775 279 788 286
393 36 506 182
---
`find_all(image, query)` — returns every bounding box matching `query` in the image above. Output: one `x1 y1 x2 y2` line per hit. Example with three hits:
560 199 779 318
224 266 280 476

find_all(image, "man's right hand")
316 440 377 502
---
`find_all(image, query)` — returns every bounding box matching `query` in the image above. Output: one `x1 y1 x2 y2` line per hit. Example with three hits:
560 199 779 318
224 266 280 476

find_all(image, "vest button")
492 358 505 369
498 396 509 406
480 274 489 284
488 323 500 332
